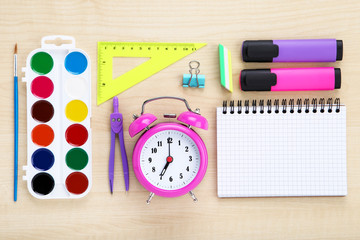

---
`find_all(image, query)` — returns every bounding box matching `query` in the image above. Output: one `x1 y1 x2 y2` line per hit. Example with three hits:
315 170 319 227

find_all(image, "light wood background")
1 0 360 239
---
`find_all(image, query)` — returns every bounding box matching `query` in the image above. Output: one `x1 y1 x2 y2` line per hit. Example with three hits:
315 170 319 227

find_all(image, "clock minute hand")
168 139 171 156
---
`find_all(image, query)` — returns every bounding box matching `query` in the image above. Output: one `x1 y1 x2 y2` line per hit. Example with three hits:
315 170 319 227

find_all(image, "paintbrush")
14 44 18 202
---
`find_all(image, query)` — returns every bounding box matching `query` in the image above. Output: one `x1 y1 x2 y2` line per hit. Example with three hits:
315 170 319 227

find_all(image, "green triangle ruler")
97 42 207 105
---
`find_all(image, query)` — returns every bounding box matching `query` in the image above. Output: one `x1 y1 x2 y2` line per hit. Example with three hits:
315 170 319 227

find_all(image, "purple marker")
240 67 341 91
242 39 343 62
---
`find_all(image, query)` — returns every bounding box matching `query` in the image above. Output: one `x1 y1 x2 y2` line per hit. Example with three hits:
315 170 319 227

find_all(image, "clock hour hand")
159 162 170 178
159 156 173 179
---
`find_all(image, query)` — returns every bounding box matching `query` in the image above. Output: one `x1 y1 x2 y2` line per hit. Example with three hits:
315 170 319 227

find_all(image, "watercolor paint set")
22 36 92 199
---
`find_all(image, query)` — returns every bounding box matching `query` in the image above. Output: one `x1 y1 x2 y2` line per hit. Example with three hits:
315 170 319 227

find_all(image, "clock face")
139 129 201 190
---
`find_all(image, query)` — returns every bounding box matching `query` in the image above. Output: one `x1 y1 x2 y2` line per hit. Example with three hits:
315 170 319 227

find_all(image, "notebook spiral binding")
222 98 341 114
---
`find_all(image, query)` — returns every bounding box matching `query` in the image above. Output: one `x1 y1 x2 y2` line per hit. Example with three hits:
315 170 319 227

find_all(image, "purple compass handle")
118 127 129 191
113 96 119 113
109 131 116 193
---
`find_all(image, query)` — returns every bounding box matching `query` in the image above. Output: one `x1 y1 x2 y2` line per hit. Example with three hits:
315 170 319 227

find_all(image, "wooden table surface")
1 0 360 239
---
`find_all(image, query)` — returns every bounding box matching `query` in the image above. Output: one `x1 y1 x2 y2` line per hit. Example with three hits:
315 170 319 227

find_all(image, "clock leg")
189 191 198 202
146 192 154 204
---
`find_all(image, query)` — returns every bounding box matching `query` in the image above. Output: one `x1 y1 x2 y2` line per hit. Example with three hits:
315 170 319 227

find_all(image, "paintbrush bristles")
14 44 18 77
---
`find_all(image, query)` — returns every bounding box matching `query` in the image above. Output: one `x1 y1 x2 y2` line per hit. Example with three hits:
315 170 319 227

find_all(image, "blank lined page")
217 104 347 197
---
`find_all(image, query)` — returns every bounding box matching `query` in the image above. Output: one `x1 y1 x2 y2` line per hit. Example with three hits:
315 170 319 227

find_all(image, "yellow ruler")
97 42 207 105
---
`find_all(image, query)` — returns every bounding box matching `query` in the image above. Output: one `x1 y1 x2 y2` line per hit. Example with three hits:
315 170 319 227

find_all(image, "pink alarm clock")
129 97 208 204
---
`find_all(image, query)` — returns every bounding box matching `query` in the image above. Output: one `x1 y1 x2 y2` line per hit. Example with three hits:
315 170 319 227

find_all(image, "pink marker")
240 67 341 91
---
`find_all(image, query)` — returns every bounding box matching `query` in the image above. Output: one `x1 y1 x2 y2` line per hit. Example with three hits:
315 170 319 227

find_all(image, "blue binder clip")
182 61 205 88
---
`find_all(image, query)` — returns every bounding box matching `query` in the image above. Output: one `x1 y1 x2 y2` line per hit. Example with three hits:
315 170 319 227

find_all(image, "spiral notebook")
217 98 347 198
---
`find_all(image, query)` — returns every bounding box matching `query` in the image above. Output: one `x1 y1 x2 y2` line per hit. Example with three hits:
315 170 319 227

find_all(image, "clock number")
178 140 181 146
151 148 157 153
169 176 173 182
186 166 190 172
185 146 189 152
152 167 156 172
148 157 152 163
189 156 192 162
157 141 162 147
179 173 183 179
167 137 173 144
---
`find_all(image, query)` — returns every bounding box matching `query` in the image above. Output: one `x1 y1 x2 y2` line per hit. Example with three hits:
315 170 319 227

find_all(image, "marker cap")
335 68 341 89
336 40 343 61
240 69 277 91
242 41 279 62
